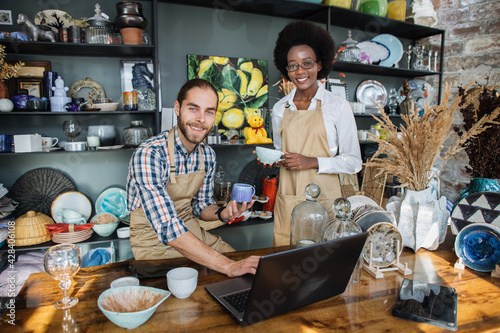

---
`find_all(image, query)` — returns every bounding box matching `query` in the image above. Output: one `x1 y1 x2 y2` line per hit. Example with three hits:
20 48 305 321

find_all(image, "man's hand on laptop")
225 255 261 278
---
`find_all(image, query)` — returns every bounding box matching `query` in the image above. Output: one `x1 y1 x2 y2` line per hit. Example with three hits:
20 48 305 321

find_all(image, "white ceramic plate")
34 9 75 33
356 80 388 109
397 79 436 112
371 34 403 67
357 40 390 64
96 145 125 150
51 191 92 224
348 195 380 210
95 188 129 221
253 195 269 204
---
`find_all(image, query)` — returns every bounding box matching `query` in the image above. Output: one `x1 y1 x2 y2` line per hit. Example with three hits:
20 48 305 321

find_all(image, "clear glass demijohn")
290 183 329 248
322 197 363 283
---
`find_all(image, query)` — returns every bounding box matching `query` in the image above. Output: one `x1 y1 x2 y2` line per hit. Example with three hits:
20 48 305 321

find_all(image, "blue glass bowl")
455 223 500 272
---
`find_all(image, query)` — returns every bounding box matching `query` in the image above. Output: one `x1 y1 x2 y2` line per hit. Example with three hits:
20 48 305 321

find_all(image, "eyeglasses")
286 61 317 72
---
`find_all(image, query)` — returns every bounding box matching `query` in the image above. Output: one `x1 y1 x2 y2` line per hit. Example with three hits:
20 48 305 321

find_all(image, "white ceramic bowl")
64 141 87 151
255 146 284 164
117 227 130 238
166 267 198 299
98 286 170 329
92 221 120 237
88 102 119 111
110 277 140 288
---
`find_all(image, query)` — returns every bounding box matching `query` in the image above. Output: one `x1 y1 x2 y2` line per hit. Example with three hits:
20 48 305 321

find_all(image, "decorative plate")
253 195 269 204
357 41 390 64
397 79 436 112
371 34 403 67
34 10 75 33
356 80 388 110
52 228 93 244
68 77 106 100
95 187 129 221
454 223 500 272
51 191 92 224
355 211 395 232
362 222 403 267
8 168 77 218
450 191 500 235
96 145 125 150
250 211 273 220
348 195 379 210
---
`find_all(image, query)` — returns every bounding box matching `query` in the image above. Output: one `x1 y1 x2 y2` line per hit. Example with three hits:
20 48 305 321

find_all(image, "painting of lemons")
187 54 269 135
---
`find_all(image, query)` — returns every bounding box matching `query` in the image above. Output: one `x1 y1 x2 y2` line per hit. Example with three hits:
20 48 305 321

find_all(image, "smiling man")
126 78 259 278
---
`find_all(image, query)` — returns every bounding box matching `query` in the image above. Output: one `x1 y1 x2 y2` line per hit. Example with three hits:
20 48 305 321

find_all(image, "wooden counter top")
2 233 500 332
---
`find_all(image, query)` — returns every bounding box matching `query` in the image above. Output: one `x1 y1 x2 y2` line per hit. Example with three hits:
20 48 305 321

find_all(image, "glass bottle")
322 197 363 283
122 120 152 147
387 88 399 115
337 30 361 63
290 184 329 248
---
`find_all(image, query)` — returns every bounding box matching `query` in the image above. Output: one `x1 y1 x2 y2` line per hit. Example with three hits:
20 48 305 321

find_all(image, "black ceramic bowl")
27 100 48 111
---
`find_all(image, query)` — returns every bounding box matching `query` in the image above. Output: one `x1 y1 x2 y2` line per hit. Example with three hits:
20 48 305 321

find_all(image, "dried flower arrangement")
273 76 295 97
0 45 24 82
365 82 500 192
454 82 500 179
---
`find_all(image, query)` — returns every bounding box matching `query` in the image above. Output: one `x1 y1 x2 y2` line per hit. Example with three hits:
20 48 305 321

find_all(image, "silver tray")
356 80 388 110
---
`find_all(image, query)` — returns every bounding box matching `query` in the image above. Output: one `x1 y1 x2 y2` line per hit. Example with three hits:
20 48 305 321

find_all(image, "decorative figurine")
387 88 399 115
244 115 272 145
50 76 72 112
17 13 57 42
399 80 416 116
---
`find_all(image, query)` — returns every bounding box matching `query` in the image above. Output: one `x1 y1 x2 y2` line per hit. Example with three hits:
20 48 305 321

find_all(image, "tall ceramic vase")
396 187 449 252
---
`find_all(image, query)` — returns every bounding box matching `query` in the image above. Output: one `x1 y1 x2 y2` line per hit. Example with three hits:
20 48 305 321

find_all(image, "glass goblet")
44 244 81 309
63 120 82 142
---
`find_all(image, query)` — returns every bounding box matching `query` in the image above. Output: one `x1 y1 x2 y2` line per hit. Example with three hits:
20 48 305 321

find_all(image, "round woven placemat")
238 160 279 195
9 168 77 218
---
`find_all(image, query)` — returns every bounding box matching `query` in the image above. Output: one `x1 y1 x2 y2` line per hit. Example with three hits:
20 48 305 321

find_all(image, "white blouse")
271 83 362 175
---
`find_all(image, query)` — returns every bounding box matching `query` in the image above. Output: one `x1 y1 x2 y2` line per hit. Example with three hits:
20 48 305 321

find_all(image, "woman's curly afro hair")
274 21 335 81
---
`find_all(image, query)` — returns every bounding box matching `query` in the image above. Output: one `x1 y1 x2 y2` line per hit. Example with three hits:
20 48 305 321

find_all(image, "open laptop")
205 233 368 326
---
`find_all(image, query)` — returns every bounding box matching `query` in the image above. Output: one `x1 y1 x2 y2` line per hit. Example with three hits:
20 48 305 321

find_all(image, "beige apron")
273 100 341 246
130 128 234 259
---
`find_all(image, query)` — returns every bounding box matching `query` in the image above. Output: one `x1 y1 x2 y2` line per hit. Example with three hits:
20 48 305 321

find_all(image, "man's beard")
178 119 209 146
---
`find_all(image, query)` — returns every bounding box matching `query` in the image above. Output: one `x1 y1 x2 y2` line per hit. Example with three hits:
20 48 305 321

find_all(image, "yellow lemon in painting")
237 70 249 98
222 108 245 129
198 59 213 77
215 110 223 126
210 56 229 65
239 61 253 73
247 68 263 97
217 88 237 112
256 85 268 98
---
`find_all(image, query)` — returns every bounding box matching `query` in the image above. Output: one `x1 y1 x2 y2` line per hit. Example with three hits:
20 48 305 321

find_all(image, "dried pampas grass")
365 81 500 191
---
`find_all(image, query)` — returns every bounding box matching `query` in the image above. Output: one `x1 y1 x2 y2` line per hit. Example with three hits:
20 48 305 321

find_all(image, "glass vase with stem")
63 120 82 142
43 243 81 309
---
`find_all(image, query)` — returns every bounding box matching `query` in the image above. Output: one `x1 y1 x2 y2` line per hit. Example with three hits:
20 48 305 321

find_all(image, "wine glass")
44 244 81 309
63 120 82 142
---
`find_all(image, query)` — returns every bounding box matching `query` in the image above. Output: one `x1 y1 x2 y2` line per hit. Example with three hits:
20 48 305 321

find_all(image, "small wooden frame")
362 240 412 279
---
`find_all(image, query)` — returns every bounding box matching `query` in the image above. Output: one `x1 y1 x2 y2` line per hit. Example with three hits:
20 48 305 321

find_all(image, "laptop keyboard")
223 289 250 313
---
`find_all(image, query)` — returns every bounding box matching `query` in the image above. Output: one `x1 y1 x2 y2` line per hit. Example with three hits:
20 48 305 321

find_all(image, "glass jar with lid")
290 184 329 248
322 197 363 283
85 3 113 44
337 30 361 63
123 120 152 147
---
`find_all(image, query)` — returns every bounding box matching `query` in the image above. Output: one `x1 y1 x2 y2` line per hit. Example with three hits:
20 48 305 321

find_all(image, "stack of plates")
52 228 93 244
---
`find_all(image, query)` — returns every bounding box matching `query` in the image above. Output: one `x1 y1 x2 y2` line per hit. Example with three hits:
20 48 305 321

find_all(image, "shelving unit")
0 0 445 255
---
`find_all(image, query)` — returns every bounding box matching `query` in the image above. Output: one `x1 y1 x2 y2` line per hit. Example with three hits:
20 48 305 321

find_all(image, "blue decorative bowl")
455 223 500 272
98 286 170 329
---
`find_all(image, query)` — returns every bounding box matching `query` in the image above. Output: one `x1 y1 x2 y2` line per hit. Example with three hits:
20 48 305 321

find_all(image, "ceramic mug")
42 137 59 151
231 183 255 203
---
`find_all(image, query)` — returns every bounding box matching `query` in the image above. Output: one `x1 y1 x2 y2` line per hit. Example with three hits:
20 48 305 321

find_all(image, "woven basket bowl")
15 210 55 246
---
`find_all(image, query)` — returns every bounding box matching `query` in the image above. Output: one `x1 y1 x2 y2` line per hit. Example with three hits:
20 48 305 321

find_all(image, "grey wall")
1 1 406 203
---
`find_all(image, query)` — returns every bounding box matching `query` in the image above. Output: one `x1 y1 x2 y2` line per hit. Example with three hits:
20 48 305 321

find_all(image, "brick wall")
428 0 500 201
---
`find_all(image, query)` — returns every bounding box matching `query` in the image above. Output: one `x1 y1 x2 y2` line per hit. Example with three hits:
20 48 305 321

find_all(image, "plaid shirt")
126 127 217 244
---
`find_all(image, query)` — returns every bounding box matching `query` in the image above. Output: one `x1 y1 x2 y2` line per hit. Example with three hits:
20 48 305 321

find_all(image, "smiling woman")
269 21 362 246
